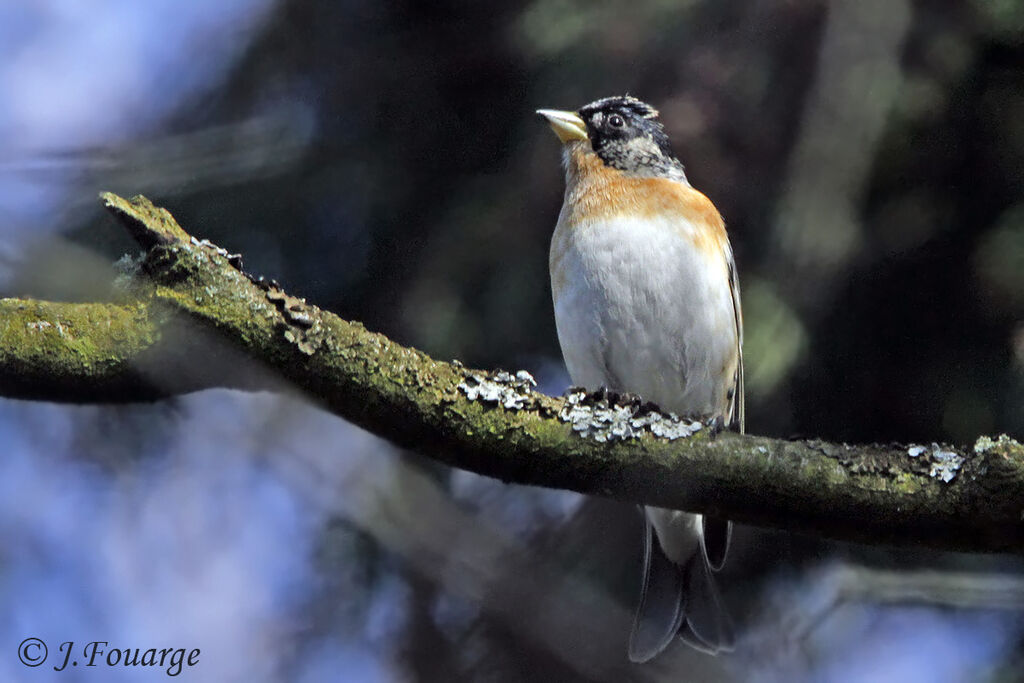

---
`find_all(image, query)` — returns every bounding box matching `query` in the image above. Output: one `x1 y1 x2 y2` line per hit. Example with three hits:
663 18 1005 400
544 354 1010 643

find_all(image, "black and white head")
537 95 687 182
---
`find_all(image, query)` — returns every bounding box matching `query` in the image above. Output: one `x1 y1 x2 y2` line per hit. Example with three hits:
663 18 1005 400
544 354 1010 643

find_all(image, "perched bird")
537 96 744 662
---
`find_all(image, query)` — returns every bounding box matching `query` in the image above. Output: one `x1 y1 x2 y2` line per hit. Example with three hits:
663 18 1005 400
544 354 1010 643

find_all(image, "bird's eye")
608 114 625 128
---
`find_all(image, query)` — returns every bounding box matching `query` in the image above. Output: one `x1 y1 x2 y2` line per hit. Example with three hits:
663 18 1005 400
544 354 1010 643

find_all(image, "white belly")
550 214 735 417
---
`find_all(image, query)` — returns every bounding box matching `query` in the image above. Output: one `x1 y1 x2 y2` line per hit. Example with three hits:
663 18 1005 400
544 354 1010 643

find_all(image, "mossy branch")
1 193 1023 554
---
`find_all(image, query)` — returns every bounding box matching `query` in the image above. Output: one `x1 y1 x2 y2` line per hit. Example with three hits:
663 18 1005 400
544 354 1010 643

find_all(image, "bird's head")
537 95 685 180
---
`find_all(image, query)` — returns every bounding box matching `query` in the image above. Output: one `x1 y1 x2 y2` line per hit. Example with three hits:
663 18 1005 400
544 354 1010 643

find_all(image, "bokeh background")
2 1 1024 681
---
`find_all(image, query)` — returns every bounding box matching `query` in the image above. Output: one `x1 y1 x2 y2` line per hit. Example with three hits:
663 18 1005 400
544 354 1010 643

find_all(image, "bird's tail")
628 513 734 662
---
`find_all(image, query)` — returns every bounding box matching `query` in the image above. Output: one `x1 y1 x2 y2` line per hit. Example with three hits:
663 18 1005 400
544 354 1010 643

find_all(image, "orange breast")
561 144 729 256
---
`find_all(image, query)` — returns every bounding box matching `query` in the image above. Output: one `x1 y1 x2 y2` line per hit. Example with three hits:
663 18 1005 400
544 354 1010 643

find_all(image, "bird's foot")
704 414 727 439
570 386 662 413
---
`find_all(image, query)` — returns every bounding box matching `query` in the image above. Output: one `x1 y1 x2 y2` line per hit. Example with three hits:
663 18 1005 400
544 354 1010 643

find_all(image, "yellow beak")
536 109 588 143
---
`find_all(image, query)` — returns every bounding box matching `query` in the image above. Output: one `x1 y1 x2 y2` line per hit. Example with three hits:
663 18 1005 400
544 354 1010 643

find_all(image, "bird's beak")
536 109 588 144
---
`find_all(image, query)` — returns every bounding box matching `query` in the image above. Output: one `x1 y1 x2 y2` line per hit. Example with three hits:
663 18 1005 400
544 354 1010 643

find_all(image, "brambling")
538 96 744 662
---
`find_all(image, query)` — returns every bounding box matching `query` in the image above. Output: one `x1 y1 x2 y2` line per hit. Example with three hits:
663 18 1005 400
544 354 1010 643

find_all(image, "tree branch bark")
2 193 1023 554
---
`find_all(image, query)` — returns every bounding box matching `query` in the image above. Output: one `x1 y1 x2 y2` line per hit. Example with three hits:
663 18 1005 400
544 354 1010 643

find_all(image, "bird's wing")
700 240 742 574
726 242 744 434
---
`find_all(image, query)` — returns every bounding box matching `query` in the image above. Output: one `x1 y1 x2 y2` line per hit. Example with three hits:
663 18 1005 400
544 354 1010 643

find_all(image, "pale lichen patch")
974 434 1021 454
458 370 537 410
557 388 702 442
261 285 324 355
907 442 965 483
189 236 242 267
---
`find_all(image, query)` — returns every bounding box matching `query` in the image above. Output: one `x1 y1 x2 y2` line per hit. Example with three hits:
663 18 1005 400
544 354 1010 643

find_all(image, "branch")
2 193 1023 553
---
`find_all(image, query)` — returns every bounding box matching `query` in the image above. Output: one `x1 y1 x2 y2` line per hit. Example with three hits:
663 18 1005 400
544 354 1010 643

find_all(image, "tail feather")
701 515 732 572
628 516 686 663
680 551 735 654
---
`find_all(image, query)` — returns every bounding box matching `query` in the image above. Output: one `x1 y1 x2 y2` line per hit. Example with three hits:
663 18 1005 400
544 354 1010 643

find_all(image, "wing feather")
725 243 744 434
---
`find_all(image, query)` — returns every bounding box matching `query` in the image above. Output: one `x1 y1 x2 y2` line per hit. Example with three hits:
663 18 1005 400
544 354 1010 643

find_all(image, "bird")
537 95 743 662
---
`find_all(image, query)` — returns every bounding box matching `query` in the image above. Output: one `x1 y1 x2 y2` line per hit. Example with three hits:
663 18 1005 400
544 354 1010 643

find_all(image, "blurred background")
1 0 1023 680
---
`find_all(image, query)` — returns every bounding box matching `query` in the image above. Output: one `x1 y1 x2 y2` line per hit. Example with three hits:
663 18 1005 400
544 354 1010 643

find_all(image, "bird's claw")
704 414 726 439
